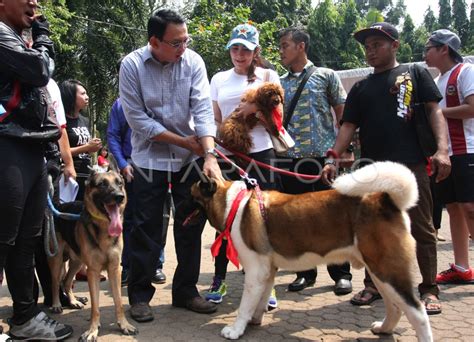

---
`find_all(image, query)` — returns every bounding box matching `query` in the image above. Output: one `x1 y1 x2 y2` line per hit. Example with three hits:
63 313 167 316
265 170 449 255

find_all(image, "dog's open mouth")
104 203 123 237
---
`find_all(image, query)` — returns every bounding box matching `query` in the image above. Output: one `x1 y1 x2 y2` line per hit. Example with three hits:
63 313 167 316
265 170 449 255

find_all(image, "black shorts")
434 153 474 204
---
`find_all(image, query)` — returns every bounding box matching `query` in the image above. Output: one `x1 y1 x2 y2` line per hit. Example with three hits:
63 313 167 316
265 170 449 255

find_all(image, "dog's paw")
69 299 84 310
221 325 244 340
118 320 138 336
370 321 393 335
49 305 63 314
79 329 99 342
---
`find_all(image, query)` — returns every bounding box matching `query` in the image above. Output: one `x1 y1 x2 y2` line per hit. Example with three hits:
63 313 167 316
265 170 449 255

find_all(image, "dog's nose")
115 194 125 204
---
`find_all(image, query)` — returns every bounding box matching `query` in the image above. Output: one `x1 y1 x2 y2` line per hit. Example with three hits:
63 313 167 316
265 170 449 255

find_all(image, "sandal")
350 287 382 306
421 294 442 315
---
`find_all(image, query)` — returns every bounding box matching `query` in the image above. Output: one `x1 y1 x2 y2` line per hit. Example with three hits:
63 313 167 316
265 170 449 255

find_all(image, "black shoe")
334 279 353 296
151 269 166 284
288 277 316 292
130 302 154 322
185 296 217 314
121 268 129 286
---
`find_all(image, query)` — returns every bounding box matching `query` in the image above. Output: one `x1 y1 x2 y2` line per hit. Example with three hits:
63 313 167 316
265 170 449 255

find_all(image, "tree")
438 0 452 29
189 0 284 77
467 0 474 51
366 7 384 24
452 0 470 45
385 0 407 26
400 14 415 50
338 0 365 69
423 6 437 33
308 0 341 68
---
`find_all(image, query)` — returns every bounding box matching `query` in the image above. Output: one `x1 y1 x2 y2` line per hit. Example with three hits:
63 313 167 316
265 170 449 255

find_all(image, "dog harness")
211 188 248 268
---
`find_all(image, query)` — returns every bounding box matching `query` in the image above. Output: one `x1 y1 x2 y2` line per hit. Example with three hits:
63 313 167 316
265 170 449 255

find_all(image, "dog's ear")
199 174 217 197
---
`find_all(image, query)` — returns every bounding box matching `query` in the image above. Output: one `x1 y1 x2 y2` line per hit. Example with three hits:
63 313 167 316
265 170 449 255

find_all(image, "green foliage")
438 0 452 29
385 0 407 26
452 0 470 45
423 6 438 33
366 7 384 24
188 0 284 77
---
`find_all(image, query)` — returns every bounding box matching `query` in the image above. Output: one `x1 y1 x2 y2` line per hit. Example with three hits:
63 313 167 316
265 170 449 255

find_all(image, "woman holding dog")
207 23 280 308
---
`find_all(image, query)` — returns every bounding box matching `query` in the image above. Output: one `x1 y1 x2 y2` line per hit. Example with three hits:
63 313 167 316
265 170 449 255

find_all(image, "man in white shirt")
424 29 474 284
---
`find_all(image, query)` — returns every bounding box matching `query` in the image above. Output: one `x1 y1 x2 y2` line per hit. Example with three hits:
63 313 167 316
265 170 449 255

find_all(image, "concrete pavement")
0 211 473 341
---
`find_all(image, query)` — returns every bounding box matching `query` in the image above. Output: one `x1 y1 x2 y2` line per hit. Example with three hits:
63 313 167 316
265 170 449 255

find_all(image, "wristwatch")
204 148 217 158
324 158 337 166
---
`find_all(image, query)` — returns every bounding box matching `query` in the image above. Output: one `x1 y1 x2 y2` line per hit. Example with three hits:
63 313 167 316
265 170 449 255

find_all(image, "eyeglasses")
161 37 192 49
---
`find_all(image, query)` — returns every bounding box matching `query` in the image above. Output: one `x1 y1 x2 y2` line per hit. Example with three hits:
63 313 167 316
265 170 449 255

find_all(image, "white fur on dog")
332 161 419 211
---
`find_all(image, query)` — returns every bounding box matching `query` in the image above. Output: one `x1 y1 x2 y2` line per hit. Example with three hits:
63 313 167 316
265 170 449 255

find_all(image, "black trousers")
0 138 46 324
279 157 352 282
127 159 206 306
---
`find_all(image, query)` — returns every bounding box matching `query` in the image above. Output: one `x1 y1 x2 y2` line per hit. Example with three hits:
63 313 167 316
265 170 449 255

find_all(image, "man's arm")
321 122 357 184
425 101 451 182
57 128 76 181
107 101 129 170
0 18 53 86
441 94 474 119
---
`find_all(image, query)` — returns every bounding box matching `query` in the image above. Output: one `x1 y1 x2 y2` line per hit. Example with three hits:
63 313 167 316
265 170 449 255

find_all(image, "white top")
210 66 280 153
436 63 474 155
47 78 66 127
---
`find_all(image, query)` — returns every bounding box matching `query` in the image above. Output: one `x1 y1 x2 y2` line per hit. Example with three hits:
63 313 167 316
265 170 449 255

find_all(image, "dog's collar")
87 210 109 223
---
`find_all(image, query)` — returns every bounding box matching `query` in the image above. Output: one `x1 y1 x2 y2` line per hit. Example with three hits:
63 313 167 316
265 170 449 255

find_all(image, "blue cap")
226 24 259 51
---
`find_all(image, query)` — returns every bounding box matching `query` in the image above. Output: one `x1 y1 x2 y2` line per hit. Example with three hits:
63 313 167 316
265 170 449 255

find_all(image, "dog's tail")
332 161 418 211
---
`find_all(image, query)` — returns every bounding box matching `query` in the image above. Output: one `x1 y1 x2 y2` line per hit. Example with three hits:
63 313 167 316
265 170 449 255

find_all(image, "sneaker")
436 264 474 284
267 287 278 311
8 311 73 340
205 276 227 304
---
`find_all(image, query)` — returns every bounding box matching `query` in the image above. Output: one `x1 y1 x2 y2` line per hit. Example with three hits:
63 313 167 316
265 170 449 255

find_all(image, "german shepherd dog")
48 171 137 341
185 162 432 341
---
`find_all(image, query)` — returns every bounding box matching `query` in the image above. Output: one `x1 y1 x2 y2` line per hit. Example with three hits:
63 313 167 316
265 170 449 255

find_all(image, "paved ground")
1 211 473 341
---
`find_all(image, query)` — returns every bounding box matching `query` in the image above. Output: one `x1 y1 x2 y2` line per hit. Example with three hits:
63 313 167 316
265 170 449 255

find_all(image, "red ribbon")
272 107 284 134
210 188 248 269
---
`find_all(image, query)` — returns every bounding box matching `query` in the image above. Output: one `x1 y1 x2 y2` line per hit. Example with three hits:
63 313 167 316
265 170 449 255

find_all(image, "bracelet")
326 148 339 159
204 148 217 158
324 159 337 166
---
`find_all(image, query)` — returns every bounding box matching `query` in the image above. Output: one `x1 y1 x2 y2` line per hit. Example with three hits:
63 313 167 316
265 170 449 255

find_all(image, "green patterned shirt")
280 62 346 158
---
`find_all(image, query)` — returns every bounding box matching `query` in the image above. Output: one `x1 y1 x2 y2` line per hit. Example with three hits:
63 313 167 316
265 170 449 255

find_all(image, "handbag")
409 64 437 157
0 79 61 142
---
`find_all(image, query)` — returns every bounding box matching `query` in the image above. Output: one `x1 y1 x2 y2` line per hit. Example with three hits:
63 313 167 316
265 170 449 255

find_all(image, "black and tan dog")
186 162 432 341
48 171 137 341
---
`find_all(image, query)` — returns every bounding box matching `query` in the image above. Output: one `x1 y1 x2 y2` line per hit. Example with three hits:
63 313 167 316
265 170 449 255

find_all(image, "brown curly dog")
218 82 284 155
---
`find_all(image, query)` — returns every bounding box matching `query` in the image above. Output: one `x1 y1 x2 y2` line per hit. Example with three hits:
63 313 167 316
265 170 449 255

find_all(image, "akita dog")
186 162 432 341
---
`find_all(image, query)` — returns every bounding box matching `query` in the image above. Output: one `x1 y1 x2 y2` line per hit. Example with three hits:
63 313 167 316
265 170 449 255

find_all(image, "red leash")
214 141 321 181
210 188 248 268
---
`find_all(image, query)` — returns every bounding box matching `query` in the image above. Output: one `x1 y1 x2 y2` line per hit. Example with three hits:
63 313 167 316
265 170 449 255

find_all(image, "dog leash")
213 149 268 223
214 140 321 181
47 194 81 221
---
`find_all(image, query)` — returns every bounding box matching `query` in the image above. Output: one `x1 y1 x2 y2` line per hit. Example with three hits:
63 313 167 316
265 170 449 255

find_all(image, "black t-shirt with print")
66 114 91 175
343 64 442 164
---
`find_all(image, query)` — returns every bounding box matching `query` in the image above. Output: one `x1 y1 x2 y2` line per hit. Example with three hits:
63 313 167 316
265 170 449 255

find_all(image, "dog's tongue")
105 204 122 237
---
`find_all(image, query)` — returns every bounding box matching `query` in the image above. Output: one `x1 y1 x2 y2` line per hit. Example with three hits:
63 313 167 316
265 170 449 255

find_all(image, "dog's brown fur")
219 82 284 154
48 171 137 341
186 162 432 341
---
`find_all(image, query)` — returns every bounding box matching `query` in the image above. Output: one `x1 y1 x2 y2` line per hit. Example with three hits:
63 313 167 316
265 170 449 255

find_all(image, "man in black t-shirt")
322 22 451 315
